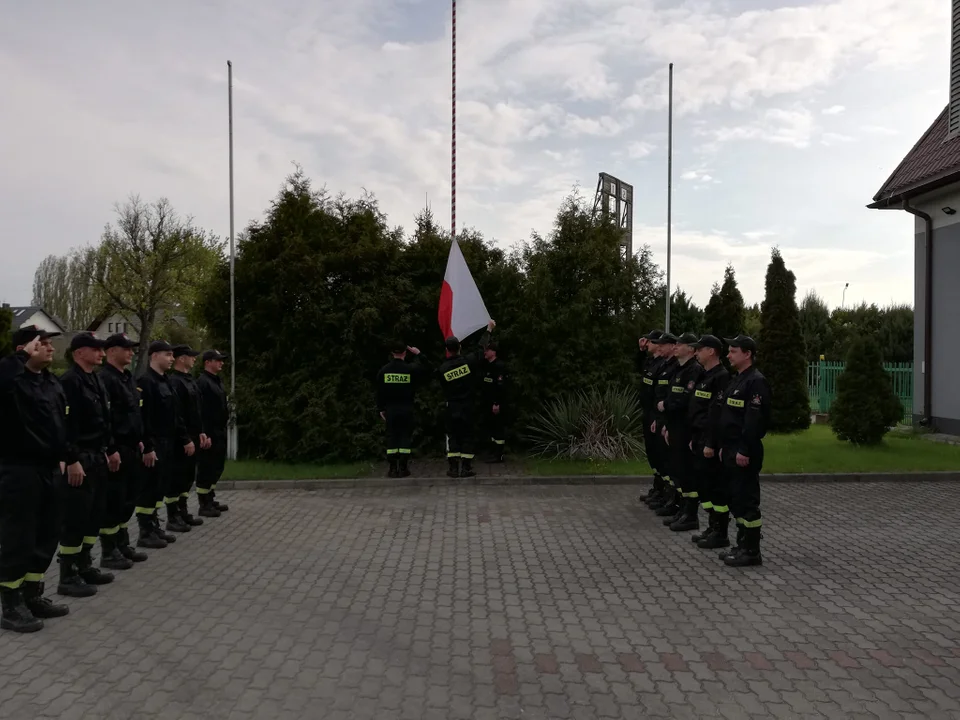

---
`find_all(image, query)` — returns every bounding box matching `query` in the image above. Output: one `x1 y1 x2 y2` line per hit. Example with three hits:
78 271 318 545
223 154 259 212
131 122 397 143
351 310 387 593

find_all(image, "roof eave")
869 167 960 210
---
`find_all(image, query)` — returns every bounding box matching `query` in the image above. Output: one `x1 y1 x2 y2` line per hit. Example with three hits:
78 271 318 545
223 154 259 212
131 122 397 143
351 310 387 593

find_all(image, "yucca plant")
525 385 646 461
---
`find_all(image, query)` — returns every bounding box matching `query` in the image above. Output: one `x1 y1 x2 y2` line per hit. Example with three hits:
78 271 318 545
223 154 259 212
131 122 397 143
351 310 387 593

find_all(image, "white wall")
15 310 63 333
93 314 138 339
910 184 960 231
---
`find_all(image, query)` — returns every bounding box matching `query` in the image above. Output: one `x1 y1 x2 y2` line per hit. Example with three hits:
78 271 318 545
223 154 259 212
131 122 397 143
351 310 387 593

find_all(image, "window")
108 322 113 332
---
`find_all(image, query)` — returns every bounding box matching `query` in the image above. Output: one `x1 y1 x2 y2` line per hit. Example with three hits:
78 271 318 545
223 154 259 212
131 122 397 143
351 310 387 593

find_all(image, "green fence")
807 361 913 423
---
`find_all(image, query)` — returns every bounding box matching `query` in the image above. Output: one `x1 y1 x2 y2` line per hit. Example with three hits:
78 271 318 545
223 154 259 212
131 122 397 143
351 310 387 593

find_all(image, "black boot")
649 484 672 510
0 588 42 633
99 534 134 571
179 497 204 527
655 489 680 516
446 458 460 478
77 546 114 585
670 499 700 532
699 513 730 549
692 510 716 543
197 493 221 518
165 504 191 533
460 458 476 478
137 515 167 549
485 446 504 463
57 556 97 597
719 526 744 561
117 528 148 562
725 526 762 567
22 581 68 618
387 457 400 478
398 456 411 478
152 511 177 543
210 490 229 512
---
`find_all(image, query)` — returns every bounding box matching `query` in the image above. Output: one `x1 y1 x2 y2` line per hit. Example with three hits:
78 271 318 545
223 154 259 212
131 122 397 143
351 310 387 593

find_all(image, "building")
1 304 67 335
87 312 138 339
868 2 960 432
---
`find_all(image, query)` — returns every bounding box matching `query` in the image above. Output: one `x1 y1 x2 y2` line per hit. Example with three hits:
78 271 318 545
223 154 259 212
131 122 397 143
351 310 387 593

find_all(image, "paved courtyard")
2 482 960 720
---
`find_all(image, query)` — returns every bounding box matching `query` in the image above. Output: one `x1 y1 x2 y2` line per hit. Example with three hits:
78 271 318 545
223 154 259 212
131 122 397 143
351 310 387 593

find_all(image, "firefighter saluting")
375 341 431 478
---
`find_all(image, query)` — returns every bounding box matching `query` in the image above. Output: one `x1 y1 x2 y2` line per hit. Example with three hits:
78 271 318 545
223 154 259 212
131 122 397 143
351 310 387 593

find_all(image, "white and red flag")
438 239 489 340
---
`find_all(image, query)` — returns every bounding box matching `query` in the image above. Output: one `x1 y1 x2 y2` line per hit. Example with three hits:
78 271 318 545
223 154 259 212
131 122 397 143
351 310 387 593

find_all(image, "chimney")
950 0 960 136
1 303 8 309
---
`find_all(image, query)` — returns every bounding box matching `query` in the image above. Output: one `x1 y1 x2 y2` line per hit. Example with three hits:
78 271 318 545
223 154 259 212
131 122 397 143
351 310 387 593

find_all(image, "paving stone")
5 483 960 718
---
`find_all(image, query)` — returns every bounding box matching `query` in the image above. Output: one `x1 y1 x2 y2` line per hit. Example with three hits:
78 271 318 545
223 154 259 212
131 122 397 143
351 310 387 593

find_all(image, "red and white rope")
451 0 457 242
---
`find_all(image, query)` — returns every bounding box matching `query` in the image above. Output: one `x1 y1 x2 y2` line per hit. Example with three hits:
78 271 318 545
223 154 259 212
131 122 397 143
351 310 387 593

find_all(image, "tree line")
19 169 915 461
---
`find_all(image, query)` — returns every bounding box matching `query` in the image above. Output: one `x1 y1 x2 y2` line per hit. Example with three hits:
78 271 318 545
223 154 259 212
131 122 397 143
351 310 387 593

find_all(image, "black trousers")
667 429 693 498
481 405 506 453
642 413 661 476
723 445 763 529
60 452 107 555
693 442 727 514
445 402 474 460
113 445 143 530
136 438 173 517
0 463 62 588
173 451 198 500
197 438 227 494
384 405 414 458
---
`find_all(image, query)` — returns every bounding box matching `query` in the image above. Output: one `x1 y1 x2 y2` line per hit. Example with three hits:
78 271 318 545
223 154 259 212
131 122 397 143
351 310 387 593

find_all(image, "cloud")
698 107 817 149
822 105 846 115
627 141 655 159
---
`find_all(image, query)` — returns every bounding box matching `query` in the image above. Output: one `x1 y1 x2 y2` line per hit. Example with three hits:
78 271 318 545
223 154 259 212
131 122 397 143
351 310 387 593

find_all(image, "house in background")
87 312 138 339
1 304 67 334
868 1 960 433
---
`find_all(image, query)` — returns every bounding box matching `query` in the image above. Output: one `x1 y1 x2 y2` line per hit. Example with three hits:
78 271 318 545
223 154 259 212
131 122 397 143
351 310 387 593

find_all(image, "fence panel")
807 361 913 424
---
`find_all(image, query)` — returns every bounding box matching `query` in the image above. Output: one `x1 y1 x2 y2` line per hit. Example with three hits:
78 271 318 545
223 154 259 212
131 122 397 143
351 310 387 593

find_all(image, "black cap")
148 339 174 354
653 332 678 344
724 335 758 353
172 345 200 358
388 339 407 354
202 349 229 362
677 332 699 346
486 340 499 353
69 332 106 351
694 334 723 351
104 333 138 349
642 330 664 341
444 336 460 350
12 324 60 347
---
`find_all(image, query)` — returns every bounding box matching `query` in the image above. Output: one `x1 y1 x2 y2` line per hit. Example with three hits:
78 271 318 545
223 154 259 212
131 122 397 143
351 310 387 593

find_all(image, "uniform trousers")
482 405 505 448
173 450 198 501
135 438 173 518
384 405 414 458
60 451 107 556
0 463 61 588
111 444 143 531
197 437 227 495
667 429 694 499
722 445 763 529
445 402 474 460
693 442 728 514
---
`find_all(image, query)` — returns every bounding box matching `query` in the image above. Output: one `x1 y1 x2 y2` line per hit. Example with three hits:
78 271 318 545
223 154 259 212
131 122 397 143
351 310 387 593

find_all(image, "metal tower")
592 172 634 261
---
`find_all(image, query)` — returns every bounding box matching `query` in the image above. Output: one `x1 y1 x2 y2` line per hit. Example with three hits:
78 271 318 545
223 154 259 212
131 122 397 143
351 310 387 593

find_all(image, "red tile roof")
870 106 960 207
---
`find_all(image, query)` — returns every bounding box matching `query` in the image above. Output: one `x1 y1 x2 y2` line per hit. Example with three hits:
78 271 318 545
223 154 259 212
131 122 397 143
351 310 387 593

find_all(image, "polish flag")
438 239 490 340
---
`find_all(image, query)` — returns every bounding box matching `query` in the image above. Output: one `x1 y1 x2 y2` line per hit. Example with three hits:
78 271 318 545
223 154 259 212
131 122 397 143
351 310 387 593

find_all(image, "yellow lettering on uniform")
65 406 70 415
671 386 685 393
727 398 745 408
443 365 471 382
657 380 669 385
643 378 654 385
695 390 712 399
384 374 411 384
139 399 143 407
484 377 494 383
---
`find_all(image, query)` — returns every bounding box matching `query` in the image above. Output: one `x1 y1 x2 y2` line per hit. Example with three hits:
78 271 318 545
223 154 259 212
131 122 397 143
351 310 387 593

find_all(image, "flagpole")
227 59 238 461
664 62 673 334
451 0 457 243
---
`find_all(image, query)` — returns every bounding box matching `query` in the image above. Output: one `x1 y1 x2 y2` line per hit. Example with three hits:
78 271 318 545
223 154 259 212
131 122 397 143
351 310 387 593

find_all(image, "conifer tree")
704 265 745 339
830 334 903 445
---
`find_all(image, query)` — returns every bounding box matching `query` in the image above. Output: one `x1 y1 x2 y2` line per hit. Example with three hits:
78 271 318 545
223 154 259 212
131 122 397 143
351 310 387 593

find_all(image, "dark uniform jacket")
687 363 730 447
638 352 662 414
100 362 143 454
197 371 229 440
61 364 113 466
437 331 491 405
138 367 188 454
664 358 703 438
169 370 204 444
481 358 507 408
652 357 679 428
0 351 67 466
375 355 431 412
717 365 771 456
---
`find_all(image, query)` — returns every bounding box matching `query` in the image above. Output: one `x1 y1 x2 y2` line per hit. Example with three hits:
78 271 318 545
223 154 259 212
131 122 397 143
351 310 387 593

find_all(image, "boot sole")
670 524 699 532
28 607 69 619
101 562 134 571
57 585 97 598
0 618 43 633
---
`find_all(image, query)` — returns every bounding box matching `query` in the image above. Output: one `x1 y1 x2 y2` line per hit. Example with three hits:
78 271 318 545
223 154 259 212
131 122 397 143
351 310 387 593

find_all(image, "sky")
0 0 950 317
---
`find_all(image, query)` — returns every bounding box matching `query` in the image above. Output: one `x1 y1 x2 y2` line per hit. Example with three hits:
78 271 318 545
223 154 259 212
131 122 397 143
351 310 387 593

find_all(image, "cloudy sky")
0 0 949 315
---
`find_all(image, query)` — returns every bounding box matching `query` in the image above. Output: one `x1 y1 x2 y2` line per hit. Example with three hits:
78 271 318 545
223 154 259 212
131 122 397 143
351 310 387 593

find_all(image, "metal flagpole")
451 0 457 243
227 60 238 461
665 62 673 333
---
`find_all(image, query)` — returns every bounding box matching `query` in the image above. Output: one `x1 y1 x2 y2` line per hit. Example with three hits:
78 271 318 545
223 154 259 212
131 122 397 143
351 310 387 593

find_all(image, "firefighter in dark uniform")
169 345 205 528
661 332 704 532
58 332 122 599
480 342 507 463
197 350 230 516
637 330 664 503
136 340 189 546
438 319 494 478
0 328 69 632
375 341 431 477
687 335 731 549
715 335 771 567
649 333 679 516
99 333 151 560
